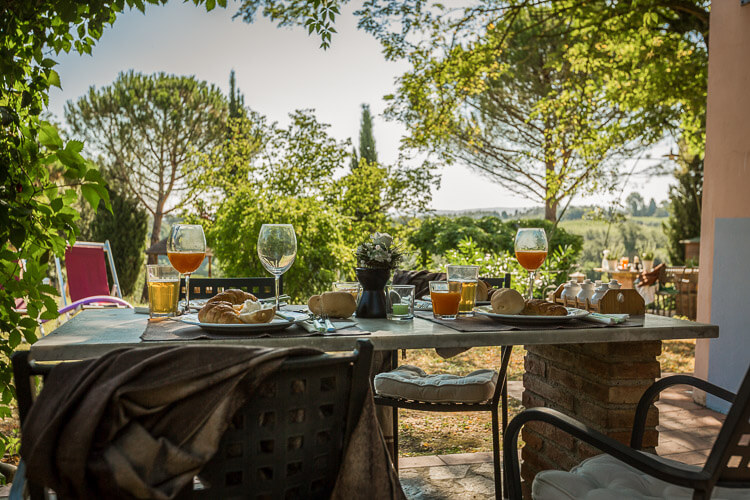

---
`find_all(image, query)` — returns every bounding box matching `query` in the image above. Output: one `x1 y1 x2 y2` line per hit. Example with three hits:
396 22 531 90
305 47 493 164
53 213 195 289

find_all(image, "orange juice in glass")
167 224 206 314
514 228 548 299
429 281 462 320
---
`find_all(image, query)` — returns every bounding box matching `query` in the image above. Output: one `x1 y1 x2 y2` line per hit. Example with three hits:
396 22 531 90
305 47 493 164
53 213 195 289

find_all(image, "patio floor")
398 376 726 499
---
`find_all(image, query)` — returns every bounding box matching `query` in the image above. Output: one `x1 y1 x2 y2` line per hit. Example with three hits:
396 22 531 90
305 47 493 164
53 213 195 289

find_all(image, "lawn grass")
398 339 695 456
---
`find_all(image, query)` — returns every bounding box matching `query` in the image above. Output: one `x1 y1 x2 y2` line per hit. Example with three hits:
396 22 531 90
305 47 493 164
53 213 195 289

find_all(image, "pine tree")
228 70 245 119
358 104 377 164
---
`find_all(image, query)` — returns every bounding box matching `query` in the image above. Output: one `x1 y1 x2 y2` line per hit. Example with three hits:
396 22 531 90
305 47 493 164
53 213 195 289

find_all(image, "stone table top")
30 308 718 362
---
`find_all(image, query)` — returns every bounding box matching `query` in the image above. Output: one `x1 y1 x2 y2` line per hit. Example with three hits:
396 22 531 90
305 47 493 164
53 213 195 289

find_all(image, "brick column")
521 341 661 498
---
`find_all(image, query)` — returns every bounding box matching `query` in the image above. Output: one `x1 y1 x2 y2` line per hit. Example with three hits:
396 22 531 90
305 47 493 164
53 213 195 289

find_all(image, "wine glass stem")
185 273 191 314
274 275 280 310
528 270 535 300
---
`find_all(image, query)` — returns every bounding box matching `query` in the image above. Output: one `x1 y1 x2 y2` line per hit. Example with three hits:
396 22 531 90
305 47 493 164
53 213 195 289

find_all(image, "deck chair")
11 340 375 499
504 365 750 499
54 241 132 315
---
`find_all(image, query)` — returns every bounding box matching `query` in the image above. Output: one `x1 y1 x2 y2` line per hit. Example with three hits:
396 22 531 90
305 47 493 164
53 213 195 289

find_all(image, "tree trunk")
544 198 557 222
148 210 164 265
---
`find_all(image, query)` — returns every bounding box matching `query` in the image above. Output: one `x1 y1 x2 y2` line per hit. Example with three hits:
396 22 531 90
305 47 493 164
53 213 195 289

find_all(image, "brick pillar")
521 341 661 498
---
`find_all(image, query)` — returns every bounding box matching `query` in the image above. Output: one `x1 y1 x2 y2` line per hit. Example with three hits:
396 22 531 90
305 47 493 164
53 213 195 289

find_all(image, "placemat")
141 318 370 341
414 311 644 332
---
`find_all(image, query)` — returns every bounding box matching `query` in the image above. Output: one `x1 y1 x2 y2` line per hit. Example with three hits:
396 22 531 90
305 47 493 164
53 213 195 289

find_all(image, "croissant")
522 299 567 316
198 301 243 324
206 289 257 305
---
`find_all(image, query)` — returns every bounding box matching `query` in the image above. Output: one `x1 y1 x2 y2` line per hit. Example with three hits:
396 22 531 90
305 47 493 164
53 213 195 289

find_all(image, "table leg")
520 341 661 498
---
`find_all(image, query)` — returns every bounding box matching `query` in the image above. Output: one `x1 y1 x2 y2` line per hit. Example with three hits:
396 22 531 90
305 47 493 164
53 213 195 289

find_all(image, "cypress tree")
663 153 702 265
358 104 378 164
228 70 245 119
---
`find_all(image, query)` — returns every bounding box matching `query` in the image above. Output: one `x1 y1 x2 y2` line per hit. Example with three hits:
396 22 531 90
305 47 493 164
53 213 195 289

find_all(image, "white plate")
175 311 309 334
473 305 589 324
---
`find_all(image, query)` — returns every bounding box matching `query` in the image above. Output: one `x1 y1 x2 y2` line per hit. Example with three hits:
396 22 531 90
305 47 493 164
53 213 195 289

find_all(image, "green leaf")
48 69 61 89
206 0 215 11
41 58 57 68
81 184 101 210
38 123 63 149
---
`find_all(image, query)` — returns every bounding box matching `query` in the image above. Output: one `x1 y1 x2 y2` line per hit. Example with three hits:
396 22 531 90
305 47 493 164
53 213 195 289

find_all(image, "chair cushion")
532 453 750 500
374 365 498 403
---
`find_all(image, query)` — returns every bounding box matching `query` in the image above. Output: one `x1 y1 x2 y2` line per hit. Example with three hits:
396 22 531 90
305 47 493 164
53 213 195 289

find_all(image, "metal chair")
53 240 133 312
11 340 374 499
179 277 280 300
373 273 513 500
503 365 750 500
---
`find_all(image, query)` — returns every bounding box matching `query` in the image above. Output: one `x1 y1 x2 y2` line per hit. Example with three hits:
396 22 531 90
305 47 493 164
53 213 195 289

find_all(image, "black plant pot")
355 267 390 319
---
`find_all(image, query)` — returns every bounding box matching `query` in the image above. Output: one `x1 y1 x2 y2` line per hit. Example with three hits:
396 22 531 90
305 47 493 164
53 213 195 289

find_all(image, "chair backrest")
180 277 280 300
482 273 512 289
58 241 122 304
12 340 374 500
704 363 750 489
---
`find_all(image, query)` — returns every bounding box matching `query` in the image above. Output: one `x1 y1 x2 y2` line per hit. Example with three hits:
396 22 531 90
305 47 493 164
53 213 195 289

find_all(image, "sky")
47 0 676 212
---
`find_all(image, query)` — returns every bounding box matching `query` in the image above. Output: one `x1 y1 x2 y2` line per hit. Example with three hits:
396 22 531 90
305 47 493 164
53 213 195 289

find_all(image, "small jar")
561 283 577 304
608 280 621 290
591 284 609 305
567 279 581 298
577 281 596 304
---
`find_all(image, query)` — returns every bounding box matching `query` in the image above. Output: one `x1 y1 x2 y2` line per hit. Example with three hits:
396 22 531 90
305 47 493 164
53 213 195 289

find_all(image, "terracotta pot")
355 267 390 318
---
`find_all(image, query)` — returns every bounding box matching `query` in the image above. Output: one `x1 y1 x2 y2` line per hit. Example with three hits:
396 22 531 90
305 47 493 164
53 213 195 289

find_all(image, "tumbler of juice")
429 281 462 320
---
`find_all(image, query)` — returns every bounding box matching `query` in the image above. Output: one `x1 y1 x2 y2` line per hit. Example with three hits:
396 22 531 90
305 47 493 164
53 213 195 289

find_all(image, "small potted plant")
354 232 403 318
641 249 655 271
603 249 619 272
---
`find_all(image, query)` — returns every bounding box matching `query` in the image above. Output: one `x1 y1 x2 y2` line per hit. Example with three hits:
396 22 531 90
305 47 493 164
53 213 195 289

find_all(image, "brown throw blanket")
21 345 405 500
393 269 446 298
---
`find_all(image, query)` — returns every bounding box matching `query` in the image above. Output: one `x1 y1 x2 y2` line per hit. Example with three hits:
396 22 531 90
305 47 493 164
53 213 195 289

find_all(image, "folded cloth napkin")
582 313 629 325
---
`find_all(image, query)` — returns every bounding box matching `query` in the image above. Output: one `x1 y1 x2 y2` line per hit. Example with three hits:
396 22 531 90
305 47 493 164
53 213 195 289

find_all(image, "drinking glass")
333 281 361 302
429 281 462 320
514 228 548 299
257 224 297 310
146 265 180 318
446 265 479 316
167 224 206 314
386 285 415 321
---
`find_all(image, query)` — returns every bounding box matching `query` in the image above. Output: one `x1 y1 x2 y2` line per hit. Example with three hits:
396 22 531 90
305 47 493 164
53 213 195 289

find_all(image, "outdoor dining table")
31 308 718 494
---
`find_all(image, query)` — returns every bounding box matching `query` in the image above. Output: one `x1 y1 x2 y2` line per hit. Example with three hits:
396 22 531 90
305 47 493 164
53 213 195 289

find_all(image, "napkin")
581 313 629 325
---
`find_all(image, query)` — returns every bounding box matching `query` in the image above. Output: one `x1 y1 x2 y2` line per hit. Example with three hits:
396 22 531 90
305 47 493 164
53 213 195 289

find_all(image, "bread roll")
198 301 243 324
490 288 525 315
476 280 489 301
308 291 357 318
522 299 567 316
206 289 257 305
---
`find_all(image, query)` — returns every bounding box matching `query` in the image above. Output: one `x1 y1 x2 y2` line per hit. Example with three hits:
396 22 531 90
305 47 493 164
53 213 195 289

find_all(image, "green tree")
626 193 646 217
358 104 378 164
663 152 703 265
1 0 225 457
646 198 657 217
65 71 229 262
228 69 245 119
407 216 582 269
78 181 148 297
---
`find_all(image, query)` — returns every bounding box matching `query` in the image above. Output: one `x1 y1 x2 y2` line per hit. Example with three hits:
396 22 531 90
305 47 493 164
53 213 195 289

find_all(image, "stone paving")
398 377 725 499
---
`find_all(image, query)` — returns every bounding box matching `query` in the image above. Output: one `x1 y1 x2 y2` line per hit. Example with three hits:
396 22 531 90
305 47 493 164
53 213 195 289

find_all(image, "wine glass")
167 224 206 314
257 224 297 310
514 228 548 299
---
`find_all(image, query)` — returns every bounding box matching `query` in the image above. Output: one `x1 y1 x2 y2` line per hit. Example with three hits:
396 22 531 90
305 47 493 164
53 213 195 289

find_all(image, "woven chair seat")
374 365 498 404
